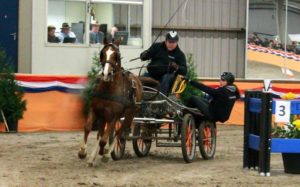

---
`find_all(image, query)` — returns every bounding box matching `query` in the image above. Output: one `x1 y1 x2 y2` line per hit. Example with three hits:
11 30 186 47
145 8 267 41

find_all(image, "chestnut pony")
78 39 142 165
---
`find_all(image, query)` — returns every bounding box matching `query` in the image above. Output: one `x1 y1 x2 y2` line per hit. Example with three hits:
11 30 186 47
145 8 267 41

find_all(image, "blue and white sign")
275 100 291 123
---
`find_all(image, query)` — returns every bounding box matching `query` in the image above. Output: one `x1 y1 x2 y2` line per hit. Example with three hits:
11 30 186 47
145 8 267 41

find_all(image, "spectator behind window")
89 21 103 44
106 26 119 43
57 22 77 43
47 25 60 43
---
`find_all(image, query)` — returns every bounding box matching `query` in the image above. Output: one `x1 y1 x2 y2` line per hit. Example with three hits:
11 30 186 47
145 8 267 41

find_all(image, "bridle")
100 43 121 81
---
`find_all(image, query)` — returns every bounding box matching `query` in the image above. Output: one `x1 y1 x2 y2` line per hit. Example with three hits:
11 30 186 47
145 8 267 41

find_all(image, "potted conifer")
0 48 26 132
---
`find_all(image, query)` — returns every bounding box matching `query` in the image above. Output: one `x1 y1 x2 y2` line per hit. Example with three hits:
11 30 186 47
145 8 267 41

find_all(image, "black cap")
61 22 71 29
221 72 235 84
165 31 179 42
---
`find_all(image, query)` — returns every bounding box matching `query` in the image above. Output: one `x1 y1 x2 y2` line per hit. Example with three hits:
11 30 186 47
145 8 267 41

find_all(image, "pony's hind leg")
116 109 134 141
78 110 94 159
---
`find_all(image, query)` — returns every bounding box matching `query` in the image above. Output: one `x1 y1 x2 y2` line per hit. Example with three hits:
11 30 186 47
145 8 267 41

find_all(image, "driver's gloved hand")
169 62 179 70
140 50 150 61
183 75 191 83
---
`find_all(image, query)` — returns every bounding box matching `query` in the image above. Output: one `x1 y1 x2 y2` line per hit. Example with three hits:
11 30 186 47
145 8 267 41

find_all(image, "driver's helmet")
165 31 179 42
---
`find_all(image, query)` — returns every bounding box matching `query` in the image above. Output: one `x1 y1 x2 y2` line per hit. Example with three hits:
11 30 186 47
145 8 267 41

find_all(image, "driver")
140 31 187 96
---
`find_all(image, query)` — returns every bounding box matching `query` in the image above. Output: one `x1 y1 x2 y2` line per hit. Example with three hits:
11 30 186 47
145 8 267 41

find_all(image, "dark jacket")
190 81 239 122
48 36 60 43
141 42 187 81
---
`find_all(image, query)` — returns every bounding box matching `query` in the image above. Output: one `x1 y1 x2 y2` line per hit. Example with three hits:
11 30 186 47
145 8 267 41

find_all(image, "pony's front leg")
78 110 94 159
100 120 117 163
87 119 105 167
87 138 101 167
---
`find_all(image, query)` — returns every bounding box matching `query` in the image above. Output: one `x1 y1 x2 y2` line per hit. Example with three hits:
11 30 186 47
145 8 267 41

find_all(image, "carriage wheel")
132 123 152 157
181 114 196 163
198 121 216 160
110 121 126 161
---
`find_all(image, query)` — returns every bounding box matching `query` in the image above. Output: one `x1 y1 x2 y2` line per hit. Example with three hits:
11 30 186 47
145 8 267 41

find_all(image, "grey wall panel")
249 8 277 35
153 0 246 29
237 33 246 78
152 0 247 78
238 0 247 28
288 11 300 34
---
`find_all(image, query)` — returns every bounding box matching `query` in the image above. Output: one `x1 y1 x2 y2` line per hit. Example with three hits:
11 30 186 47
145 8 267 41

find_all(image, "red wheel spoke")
185 121 194 155
138 138 145 151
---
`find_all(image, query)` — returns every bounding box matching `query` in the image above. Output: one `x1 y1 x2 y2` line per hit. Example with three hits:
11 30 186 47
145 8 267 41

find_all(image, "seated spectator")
106 26 119 43
254 37 263 46
89 21 103 44
262 38 270 47
295 44 300 55
286 41 297 52
248 33 256 44
47 25 60 43
57 22 77 43
270 40 280 50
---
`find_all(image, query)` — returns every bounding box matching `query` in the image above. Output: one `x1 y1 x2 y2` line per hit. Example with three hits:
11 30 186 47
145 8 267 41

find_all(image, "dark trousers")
159 73 175 96
143 72 175 96
187 96 214 121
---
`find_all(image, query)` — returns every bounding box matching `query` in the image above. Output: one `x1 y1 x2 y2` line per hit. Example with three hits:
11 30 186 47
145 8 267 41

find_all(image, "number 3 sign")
275 100 291 123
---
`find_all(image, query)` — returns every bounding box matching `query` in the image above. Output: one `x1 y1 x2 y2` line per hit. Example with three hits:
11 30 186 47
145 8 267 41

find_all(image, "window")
47 0 87 44
90 0 143 46
47 0 143 46
246 0 300 80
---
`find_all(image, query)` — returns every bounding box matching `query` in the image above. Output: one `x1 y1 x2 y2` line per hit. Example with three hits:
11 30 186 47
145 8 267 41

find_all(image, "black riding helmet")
221 72 235 85
165 31 179 42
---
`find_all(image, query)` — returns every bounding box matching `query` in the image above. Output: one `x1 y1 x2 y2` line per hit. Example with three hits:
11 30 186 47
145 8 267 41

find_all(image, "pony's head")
99 39 121 82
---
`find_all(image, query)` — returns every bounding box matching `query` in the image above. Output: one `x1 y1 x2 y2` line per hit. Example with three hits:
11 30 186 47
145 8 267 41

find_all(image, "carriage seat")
139 76 160 89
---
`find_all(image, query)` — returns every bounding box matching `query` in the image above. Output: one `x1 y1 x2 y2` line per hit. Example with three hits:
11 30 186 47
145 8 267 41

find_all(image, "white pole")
283 0 288 78
0 109 9 132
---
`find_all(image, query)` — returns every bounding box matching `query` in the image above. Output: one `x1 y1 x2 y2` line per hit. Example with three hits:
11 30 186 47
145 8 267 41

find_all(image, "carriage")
78 41 217 165
110 83 217 163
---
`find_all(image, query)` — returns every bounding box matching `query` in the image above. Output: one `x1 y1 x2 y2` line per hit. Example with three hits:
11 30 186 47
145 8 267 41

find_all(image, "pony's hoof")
78 150 87 159
87 162 94 167
101 156 110 163
103 148 109 155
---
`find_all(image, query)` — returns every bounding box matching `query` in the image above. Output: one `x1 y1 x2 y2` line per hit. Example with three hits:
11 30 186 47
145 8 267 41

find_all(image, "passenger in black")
140 31 187 96
187 72 240 123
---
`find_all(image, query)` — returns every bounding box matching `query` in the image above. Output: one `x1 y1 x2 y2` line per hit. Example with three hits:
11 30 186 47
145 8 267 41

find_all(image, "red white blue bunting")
248 44 300 61
15 75 300 98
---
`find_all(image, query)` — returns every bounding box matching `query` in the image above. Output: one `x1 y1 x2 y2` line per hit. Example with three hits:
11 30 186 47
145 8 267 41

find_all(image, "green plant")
81 51 102 117
180 53 203 104
0 49 26 124
272 120 300 139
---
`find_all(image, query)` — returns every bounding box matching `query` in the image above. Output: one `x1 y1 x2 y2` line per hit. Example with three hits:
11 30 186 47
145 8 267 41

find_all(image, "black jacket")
141 42 187 81
190 81 239 122
48 36 60 43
